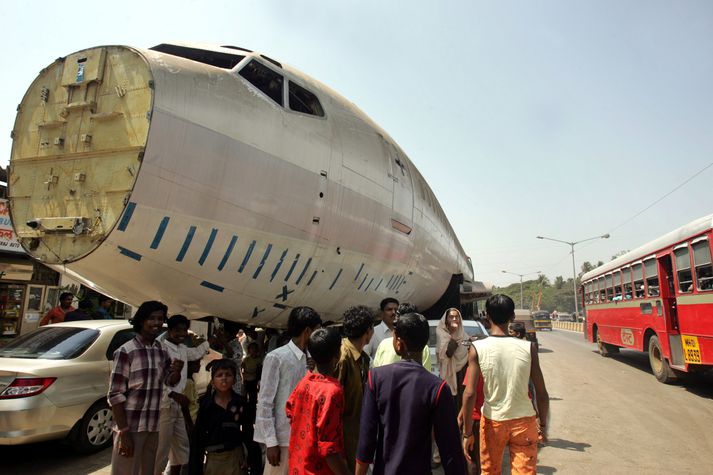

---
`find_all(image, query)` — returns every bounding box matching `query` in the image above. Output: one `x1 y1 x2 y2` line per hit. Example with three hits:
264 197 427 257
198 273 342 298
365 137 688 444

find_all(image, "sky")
2 1 713 288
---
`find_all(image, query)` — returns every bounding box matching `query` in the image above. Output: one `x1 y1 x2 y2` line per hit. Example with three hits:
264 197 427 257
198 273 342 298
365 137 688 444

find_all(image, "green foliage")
493 276 576 313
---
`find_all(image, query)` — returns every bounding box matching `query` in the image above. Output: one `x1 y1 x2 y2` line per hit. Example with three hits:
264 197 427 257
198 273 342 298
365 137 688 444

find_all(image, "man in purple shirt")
356 313 466 475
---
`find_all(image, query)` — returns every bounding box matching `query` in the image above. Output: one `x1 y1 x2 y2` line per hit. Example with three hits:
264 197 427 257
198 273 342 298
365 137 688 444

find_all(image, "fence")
552 321 584 333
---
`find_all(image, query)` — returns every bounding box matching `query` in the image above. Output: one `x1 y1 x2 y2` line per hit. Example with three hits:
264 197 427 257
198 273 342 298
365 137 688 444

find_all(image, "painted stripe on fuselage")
374 278 383 292
118 246 142 261
355 263 365 281
177 226 197 262
201 281 224 292
270 249 289 282
307 270 318 286
199 228 218 266
218 235 238 271
295 258 312 285
329 269 343 290
364 277 374 292
150 217 170 249
358 274 369 290
253 244 273 279
285 254 300 282
239 240 256 273
117 202 136 232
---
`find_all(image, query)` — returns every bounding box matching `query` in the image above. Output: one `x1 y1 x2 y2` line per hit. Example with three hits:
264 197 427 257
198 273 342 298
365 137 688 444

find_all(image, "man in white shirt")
155 315 210 475
254 307 322 475
363 297 399 361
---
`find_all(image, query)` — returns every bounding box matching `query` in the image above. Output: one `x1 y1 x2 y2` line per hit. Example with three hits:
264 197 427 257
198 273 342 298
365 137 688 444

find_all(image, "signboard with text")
0 199 24 254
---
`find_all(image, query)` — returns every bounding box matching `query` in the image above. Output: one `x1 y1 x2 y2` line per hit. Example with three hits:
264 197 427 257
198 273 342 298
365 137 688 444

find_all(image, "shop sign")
0 200 24 254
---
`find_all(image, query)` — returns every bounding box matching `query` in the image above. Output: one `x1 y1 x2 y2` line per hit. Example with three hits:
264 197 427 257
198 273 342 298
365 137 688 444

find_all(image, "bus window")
632 263 644 298
674 246 693 293
598 276 606 302
586 282 593 304
644 258 659 297
621 267 633 299
605 274 613 301
692 239 713 291
613 271 623 300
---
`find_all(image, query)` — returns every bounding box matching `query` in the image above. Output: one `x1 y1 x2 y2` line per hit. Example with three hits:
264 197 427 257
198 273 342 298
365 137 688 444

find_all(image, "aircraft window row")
632 263 644 298
238 60 325 117
151 44 245 69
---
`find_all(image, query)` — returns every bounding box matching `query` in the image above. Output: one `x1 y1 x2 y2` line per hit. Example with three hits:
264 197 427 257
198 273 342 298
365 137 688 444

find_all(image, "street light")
536 233 610 322
501 270 542 309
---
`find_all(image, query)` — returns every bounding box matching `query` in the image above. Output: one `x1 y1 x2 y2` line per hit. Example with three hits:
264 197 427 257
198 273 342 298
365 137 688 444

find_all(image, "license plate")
681 335 702 364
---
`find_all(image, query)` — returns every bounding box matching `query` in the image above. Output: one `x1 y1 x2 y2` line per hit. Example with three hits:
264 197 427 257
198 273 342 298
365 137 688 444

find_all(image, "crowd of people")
106 294 549 475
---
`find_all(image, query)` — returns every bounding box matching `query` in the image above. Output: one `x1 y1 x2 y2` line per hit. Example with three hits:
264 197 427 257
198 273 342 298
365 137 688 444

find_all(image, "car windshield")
429 322 487 346
0 327 100 359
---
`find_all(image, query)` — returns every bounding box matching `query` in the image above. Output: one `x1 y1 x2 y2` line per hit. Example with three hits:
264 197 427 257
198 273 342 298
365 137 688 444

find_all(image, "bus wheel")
597 335 619 357
648 335 677 384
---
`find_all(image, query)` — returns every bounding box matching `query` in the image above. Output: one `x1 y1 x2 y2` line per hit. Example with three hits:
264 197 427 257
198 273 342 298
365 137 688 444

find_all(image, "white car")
428 319 488 378
0 320 220 452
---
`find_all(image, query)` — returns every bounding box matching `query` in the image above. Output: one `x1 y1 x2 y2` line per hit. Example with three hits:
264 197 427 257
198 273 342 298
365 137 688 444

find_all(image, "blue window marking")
295 257 312 285
364 277 374 292
176 226 197 262
239 240 256 273
199 228 218 266
218 235 238 271
354 263 365 281
329 269 343 290
150 217 170 249
386 275 395 290
117 202 136 232
374 278 383 292
284 254 300 282
392 275 403 290
252 244 273 279
307 270 318 286
357 274 369 290
270 249 289 282
200 281 224 292
273 303 287 310
118 246 142 261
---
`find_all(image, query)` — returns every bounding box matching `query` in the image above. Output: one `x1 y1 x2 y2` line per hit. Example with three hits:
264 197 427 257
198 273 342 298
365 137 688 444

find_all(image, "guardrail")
552 321 584 332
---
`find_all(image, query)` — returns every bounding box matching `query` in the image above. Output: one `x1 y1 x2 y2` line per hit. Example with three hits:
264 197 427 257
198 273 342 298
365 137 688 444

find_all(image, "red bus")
581 214 713 383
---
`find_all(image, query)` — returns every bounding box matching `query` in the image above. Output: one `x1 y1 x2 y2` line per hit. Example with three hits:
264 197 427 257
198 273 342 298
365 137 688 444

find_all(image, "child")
241 342 263 406
285 327 349 475
193 359 248 475
356 313 466 475
156 315 211 475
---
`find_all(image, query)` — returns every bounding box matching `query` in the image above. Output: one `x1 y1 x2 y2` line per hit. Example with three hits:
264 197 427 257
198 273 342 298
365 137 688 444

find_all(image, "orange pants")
479 415 538 475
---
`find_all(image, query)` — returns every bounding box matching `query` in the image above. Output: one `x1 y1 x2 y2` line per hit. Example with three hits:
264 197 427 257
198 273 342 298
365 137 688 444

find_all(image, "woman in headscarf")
436 307 470 406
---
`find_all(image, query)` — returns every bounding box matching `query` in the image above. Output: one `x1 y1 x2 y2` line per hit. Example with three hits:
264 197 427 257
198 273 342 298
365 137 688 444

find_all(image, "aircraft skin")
9 43 473 327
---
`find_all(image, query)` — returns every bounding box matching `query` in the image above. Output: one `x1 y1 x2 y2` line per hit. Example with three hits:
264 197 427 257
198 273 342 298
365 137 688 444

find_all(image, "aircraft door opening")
386 142 413 230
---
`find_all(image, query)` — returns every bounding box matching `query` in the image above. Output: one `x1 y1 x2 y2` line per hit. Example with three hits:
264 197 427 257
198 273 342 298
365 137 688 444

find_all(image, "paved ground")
2 329 712 474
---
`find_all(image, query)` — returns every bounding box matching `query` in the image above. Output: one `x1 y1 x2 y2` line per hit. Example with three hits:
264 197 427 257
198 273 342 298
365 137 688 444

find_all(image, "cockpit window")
239 60 284 106
150 44 244 69
288 81 324 117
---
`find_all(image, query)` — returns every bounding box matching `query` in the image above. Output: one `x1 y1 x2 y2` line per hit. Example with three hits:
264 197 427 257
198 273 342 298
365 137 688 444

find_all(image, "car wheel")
648 335 677 384
71 400 114 453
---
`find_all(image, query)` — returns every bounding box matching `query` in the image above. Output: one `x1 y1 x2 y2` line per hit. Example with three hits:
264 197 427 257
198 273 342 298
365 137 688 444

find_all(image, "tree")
611 250 630 261
554 276 565 290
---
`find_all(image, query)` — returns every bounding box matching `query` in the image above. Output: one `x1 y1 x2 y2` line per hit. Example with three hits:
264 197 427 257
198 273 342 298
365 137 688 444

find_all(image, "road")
2 329 712 474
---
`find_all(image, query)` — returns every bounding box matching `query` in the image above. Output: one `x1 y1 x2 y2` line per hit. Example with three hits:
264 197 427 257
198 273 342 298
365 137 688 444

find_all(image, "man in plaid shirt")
108 301 181 475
